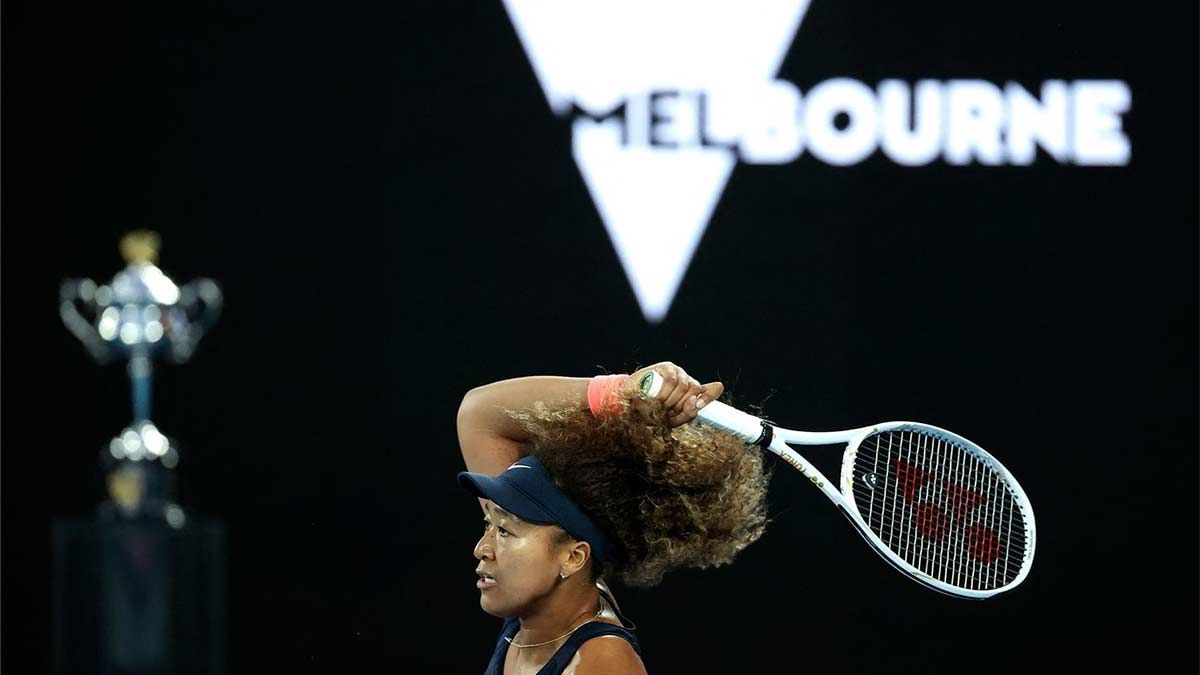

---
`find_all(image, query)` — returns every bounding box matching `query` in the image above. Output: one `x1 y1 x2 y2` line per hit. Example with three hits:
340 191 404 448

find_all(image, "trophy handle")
60 279 113 364
170 279 222 362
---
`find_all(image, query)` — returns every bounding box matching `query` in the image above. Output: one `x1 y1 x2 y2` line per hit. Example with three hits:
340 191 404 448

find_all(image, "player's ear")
560 539 592 579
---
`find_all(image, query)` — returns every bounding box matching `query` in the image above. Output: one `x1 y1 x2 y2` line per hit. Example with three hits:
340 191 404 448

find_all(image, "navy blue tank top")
481 588 641 675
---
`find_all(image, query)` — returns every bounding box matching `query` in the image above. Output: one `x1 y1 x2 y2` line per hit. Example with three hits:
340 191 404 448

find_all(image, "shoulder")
563 635 647 675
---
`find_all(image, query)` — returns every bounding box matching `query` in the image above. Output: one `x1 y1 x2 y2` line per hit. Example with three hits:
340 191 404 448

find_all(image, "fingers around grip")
699 381 724 408
667 410 693 427
661 367 693 412
637 370 723 428
639 370 711 403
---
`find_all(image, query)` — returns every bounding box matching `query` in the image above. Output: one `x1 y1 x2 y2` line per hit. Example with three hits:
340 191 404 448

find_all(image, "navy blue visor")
458 456 612 563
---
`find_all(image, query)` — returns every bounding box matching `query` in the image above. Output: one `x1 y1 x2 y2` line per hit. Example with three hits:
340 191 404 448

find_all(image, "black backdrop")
3 1 1197 673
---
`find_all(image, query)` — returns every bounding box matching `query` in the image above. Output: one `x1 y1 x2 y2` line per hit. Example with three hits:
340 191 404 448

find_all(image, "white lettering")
879 79 943 166
1006 81 1069 164
946 80 1006 165
1072 80 1131 165
570 79 1131 168
804 78 879 166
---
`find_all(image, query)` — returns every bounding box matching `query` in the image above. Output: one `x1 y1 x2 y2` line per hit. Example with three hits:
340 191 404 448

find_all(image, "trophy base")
52 516 226 675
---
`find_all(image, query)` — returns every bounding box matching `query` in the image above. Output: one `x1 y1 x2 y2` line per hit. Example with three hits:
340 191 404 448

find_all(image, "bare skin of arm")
456 376 589 476
456 362 725 476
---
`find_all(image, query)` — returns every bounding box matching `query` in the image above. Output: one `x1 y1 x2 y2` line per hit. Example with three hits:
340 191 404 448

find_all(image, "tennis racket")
641 371 1035 599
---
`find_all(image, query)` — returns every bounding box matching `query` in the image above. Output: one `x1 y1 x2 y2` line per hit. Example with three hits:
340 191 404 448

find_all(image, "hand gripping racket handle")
639 371 770 445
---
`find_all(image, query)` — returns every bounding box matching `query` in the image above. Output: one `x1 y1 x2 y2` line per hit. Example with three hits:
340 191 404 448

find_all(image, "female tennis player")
457 362 770 674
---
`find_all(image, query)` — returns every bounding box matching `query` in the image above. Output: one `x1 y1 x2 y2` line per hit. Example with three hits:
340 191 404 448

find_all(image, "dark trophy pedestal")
52 518 226 675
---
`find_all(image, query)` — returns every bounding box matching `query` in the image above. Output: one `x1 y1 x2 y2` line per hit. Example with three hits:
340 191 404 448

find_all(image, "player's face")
473 500 567 618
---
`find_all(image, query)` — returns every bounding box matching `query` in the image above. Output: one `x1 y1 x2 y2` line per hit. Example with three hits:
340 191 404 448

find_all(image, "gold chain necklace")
504 607 603 649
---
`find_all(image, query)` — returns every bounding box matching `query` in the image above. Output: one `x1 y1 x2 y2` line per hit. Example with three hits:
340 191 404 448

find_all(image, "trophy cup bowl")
61 230 222 369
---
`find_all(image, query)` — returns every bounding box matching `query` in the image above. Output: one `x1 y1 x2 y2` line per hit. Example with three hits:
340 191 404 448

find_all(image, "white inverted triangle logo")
502 0 812 322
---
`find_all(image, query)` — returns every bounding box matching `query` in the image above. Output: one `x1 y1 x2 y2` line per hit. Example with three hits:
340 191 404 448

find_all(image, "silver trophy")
61 230 222 522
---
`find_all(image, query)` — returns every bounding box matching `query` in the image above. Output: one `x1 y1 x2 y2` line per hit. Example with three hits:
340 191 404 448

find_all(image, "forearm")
456 376 590 474
455 363 722 475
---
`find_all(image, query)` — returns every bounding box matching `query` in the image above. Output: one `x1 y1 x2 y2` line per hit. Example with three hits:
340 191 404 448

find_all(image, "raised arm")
456 376 589 476
455 363 725 476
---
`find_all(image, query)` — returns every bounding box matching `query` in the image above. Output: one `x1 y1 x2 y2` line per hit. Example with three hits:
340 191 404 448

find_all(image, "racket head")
836 422 1036 599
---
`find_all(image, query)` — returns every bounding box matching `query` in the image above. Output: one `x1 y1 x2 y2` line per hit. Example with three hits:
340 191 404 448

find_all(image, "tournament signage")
502 0 1132 322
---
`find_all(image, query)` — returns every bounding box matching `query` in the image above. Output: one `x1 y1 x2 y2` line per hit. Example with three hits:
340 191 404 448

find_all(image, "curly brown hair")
509 396 771 588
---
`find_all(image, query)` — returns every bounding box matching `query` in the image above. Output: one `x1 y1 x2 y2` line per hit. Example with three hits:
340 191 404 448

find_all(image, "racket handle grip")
696 401 770 443
639 371 768 443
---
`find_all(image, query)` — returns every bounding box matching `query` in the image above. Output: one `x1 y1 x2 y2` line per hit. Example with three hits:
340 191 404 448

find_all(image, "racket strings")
851 429 1028 591
895 434 1023 589
848 484 1026 583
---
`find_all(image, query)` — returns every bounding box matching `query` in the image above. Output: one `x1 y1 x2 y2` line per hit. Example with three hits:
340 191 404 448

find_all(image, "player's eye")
482 520 510 537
